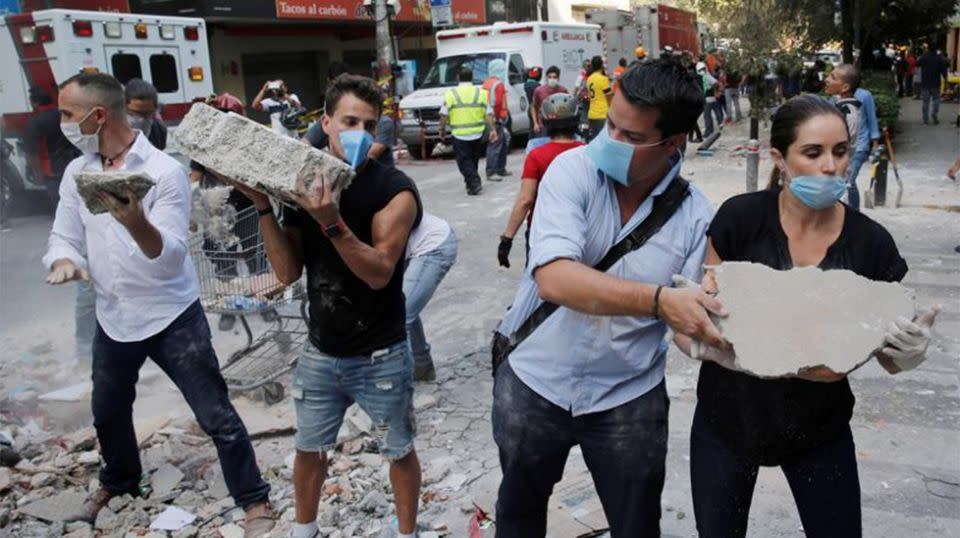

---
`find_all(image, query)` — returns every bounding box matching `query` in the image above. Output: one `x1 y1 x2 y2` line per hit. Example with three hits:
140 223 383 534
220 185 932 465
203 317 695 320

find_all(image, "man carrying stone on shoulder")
44 72 274 537
218 74 424 538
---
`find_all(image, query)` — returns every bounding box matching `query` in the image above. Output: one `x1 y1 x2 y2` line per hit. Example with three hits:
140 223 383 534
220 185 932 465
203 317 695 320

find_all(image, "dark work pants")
690 405 862 538
492 361 669 537
485 121 511 176
452 136 484 191
91 300 270 508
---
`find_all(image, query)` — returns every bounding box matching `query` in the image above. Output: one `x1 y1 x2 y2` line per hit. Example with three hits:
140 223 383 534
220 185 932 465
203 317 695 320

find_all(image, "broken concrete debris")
173 103 355 205
191 185 240 248
74 171 156 215
714 261 916 377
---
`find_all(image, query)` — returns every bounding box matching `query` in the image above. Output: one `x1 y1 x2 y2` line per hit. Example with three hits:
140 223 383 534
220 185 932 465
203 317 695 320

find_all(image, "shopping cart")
190 203 308 404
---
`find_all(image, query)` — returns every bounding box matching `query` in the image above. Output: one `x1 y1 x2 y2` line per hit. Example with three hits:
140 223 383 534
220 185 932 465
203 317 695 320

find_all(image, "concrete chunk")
714 261 916 377
74 171 156 214
150 463 184 498
173 103 355 205
18 490 88 522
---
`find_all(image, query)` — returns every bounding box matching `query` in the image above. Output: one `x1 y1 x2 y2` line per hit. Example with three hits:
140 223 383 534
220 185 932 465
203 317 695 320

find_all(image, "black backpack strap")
510 177 691 348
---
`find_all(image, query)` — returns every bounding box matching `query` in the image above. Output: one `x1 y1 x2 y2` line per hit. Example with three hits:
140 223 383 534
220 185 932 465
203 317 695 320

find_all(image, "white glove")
881 306 939 372
671 274 736 368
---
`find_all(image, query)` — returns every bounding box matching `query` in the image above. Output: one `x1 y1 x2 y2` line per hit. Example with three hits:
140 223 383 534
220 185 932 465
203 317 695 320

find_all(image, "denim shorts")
292 340 415 460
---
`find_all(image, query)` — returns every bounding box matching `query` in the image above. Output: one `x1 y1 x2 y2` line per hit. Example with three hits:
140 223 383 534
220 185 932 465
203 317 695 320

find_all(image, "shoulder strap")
510 177 691 347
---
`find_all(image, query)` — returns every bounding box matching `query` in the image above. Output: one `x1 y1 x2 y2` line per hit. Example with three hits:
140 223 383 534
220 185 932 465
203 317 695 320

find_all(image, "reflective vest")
445 84 487 137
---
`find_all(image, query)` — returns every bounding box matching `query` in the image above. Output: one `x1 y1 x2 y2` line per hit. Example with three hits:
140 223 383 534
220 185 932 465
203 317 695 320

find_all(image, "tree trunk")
840 0 855 63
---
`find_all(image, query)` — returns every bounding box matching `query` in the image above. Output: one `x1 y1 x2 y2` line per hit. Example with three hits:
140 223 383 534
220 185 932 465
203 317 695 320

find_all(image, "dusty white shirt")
406 212 452 259
43 132 199 342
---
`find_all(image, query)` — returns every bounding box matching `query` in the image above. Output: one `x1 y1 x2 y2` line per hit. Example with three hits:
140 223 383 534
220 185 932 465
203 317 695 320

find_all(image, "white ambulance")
0 9 213 200
397 21 603 158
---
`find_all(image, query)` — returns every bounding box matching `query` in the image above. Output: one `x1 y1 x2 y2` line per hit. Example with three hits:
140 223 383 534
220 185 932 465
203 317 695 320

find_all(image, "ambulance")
0 9 213 201
397 21 603 158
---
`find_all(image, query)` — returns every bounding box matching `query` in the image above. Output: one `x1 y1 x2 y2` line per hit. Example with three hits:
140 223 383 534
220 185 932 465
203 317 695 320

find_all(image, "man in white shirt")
44 73 274 537
252 79 301 138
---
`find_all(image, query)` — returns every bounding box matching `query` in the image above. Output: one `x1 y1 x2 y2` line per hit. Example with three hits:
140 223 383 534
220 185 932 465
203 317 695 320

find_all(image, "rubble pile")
0 394 463 537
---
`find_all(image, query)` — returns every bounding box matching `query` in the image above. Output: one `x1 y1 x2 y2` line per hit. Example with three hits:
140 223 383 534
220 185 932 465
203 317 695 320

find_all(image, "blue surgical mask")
788 175 847 209
585 124 666 186
339 129 374 169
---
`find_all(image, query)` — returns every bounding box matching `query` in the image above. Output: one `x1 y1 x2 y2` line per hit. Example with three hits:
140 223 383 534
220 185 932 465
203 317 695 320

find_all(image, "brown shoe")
244 501 276 538
64 488 114 523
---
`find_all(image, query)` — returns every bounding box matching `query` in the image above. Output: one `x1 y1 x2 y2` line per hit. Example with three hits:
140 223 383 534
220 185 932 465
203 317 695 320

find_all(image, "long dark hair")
767 94 847 190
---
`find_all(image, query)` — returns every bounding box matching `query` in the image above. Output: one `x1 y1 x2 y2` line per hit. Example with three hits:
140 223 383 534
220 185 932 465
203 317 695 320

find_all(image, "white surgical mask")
127 114 153 135
61 108 101 155
547 78 559 88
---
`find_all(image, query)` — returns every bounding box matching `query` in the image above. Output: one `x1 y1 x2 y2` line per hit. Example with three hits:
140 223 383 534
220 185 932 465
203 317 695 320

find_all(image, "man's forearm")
328 228 396 290
127 219 164 259
486 114 496 132
535 259 656 317
503 196 533 239
439 116 447 137
258 211 303 284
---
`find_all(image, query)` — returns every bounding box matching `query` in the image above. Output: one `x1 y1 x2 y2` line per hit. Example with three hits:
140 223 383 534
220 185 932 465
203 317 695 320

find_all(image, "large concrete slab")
173 103 354 205
715 261 916 377
18 490 88 522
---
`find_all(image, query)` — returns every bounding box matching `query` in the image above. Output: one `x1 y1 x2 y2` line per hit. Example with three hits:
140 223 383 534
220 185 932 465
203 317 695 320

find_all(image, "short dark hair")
619 58 628 67
767 94 846 189
835 64 861 91
617 58 705 138
124 78 158 107
459 65 473 82
59 72 125 115
546 65 560 77
591 56 604 73
324 74 382 117
29 87 52 106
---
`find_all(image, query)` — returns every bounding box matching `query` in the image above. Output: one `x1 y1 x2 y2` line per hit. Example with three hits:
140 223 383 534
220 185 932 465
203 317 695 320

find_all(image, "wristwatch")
322 218 347 239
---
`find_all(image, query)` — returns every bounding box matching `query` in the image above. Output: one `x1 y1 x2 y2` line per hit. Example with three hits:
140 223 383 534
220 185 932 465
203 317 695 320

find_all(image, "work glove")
881 306 939 372
671 274 736 369
497 236 513 268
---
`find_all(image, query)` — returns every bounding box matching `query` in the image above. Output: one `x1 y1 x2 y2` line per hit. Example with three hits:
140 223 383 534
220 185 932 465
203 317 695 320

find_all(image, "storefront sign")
274 0 485 24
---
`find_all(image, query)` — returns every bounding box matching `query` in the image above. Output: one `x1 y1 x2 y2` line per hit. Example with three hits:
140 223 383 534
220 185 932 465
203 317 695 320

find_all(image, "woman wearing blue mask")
678 94 938 538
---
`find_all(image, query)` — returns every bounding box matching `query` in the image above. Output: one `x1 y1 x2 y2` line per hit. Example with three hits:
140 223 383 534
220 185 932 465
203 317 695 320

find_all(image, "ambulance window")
111 54 143 84
509 54 525 85
149 54 179 93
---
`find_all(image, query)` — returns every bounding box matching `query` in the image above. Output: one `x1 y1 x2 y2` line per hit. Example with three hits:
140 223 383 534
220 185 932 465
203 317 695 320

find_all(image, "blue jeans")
92 300 270 508
703 100 716 137
403 231 458 368
492 361 669 537
75 280 97 360
690 405 861 538
845 149 870 211
485 122 511 176
921 87 940 122
292 340 415 460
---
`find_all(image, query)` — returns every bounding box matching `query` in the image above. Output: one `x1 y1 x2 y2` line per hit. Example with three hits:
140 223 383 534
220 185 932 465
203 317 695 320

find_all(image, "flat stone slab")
18 490 88 522
74 171 155 214
714 261 915 377
173 103 355 205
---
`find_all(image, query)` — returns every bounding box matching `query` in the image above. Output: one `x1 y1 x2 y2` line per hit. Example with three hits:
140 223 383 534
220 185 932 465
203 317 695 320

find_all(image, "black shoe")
414 361 437 382
955 245 960 254
497 169 514 177
219 314 236 331
933 116 940 125
467 186 483 195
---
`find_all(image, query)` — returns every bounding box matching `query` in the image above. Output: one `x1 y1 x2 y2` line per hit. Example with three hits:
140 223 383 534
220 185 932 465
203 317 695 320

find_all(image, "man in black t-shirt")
219 75 423 538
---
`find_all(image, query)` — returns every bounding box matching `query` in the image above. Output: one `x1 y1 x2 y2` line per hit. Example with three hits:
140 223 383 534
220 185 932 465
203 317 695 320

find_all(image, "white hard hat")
696 62 707 73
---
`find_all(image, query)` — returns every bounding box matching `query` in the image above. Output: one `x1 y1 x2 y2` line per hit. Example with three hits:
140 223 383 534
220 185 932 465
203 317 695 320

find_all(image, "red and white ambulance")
0 9 213 199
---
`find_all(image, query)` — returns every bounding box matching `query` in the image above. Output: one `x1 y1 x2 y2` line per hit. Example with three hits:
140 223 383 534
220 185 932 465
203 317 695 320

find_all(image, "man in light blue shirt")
849 86 881 210
492 59 727 537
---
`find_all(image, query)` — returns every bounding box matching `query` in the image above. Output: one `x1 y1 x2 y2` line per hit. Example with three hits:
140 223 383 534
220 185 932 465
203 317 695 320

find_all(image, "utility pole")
373 0 397 120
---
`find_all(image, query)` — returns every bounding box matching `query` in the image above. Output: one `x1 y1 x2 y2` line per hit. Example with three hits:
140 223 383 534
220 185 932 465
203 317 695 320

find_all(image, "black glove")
498 236 513 268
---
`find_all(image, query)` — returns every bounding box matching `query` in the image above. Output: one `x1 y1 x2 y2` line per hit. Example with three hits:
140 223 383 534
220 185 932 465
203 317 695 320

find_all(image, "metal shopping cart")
190 203 307 404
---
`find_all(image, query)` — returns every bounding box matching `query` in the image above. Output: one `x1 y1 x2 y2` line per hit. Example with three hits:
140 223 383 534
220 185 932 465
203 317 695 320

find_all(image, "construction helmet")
635 46 646 59
527 66 543 80
540 93 579 131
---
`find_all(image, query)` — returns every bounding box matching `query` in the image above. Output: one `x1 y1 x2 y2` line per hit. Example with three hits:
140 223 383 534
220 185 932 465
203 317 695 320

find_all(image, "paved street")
0 95 958 537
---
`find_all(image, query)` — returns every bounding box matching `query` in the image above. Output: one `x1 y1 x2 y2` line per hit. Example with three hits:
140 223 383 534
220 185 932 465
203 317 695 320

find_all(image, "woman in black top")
676 95 938 538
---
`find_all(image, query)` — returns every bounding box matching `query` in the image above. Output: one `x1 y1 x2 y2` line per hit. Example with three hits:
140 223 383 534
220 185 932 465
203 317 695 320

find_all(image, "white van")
398 21 602 158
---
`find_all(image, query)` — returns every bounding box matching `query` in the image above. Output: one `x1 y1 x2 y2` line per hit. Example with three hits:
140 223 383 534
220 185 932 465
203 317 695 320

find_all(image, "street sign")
430 0 453 27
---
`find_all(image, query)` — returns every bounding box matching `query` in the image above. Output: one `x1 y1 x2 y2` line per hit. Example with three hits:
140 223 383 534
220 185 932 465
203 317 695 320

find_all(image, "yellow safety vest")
445 84 487 137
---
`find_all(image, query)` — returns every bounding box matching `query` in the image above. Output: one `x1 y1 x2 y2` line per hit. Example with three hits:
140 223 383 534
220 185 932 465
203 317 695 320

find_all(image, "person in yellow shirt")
585 55 612 141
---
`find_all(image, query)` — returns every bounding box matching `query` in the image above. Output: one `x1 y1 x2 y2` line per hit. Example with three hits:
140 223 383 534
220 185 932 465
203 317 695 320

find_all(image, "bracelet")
652 285 665 320
257 206 273 217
